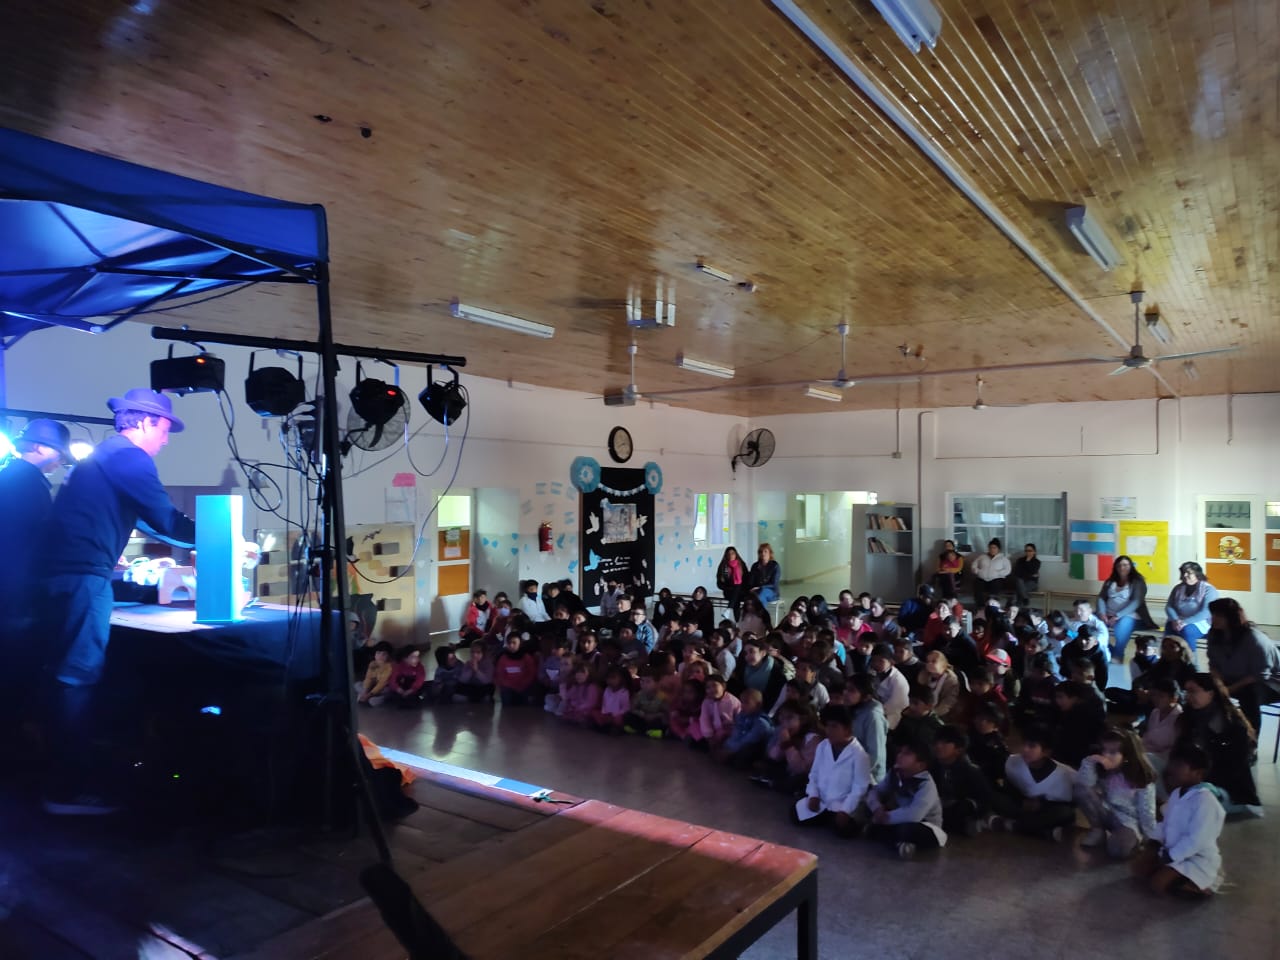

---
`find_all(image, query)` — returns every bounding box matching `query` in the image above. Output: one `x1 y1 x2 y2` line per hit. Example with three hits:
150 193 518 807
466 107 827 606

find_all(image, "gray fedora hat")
107 388 186 432
15 418 72 462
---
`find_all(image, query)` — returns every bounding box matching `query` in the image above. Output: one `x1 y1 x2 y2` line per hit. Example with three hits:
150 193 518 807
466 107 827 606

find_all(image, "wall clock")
607 425 633 463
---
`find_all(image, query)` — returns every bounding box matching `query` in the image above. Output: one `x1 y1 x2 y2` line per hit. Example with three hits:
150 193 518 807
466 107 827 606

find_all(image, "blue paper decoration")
570 456 601 493
643 461 663 495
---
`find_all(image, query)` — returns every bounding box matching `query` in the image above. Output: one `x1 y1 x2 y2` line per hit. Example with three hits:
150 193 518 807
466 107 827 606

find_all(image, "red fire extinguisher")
538 522 554 553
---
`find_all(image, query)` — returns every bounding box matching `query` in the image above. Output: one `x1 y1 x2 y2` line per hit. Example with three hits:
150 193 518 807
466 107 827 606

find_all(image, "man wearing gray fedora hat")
39 388 196 815
0 418 73 736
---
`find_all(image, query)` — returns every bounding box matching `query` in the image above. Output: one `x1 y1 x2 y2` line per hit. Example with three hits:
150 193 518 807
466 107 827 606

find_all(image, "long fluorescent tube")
676 354 735 379
804 385 842 402
695 259 733 283
1182 360 1199 382
869 0 942 52
450 300 554 339
1065 205 1122 272
1144 307 1173 345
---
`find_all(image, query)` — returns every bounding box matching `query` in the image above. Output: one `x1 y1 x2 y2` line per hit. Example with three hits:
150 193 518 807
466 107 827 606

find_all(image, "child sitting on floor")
1051 680 1106 769
967 705 1009 787
559 662 601 724
538 637 572 712
590 666 631 732
930 725 992 837
865 740 947 860
1012 652 1058 731
699 673 742 750
1134 743 1227 898
388 645 428 707
757 701 821 793
989 727 1077 841
495 632 539 707
668 678 707 744
457 642 495 703
890 687 944 761
1140 677 1183 789
720 688 773 766
357 640 394 705
430 646 463 704
794 704 871 836
623 668 669 738
1075 727 1159 859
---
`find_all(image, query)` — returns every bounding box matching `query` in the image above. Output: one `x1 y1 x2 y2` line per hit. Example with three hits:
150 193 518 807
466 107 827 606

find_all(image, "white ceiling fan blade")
1152 347 1239 362
1108 365 1134 376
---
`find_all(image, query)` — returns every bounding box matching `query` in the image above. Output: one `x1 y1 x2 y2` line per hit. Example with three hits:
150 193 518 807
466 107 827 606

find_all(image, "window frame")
693 492 732 547
794 493 829 543
948 492 1067 560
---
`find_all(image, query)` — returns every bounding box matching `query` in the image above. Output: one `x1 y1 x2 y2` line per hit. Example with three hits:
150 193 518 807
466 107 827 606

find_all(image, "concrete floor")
360 703 1280 960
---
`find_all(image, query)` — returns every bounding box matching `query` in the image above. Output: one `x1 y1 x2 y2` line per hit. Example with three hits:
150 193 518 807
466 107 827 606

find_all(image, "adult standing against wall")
39 389 196 815
0 419 72 737
1205 597 1280 736
716 545 746 619
748 542 781 606
1165 562 1218 656
971 538 1011 608
1098 555 1153 662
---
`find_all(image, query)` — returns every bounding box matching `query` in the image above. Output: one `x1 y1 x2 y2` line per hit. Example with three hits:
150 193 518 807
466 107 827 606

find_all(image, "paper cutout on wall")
1118 520 1170 585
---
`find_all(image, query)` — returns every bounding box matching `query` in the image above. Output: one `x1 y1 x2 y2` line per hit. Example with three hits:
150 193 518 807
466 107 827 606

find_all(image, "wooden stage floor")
0 747 816 959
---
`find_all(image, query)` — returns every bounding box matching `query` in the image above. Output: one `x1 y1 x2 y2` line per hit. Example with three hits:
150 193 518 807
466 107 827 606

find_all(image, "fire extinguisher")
538 522 554 553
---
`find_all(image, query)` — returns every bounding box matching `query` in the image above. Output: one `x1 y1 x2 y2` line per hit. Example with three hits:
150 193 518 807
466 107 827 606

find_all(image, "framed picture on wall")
601 500 639 544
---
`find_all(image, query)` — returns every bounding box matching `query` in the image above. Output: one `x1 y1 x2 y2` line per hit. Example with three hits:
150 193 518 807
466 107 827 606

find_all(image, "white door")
1196 496 1279 626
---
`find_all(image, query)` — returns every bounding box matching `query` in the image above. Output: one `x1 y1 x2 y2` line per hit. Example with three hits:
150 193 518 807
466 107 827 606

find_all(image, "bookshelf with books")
851 503 918 600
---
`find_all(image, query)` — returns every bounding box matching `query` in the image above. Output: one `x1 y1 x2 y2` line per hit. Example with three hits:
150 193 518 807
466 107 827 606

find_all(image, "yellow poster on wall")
1118 520 1170 585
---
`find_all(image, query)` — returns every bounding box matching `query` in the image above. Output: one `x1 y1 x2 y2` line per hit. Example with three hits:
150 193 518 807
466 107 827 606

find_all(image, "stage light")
418 366 468 426
200 705 223 716
0 431 14 459
245 352 306 417
69 440 94 461
349 362 407 427
151 346 226 395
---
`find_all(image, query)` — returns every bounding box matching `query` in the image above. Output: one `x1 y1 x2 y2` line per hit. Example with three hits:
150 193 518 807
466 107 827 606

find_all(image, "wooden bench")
238 770 819 960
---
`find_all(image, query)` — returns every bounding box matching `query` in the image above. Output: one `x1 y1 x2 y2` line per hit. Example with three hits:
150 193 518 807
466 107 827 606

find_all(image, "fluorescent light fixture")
69 440 94 461
450 299 554 339
694 259 733 283
1144 306 1173 345
1182 360 1199 381
675 354 735 379
804 385 842 402
869 0 942 52
1065 205 1122 272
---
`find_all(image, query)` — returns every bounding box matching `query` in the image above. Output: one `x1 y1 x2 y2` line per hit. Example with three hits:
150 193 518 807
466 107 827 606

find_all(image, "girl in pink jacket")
591 667 632 731
559 663 601 724
699 674 742 747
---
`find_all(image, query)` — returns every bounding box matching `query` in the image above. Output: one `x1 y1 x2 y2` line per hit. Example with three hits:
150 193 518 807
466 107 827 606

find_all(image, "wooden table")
241 778 818 960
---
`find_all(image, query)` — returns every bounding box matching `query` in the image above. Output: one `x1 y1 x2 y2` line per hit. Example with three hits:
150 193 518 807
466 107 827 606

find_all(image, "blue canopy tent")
0 125 327 343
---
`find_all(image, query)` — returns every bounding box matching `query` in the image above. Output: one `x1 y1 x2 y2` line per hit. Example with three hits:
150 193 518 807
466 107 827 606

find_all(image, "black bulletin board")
580 467 654 607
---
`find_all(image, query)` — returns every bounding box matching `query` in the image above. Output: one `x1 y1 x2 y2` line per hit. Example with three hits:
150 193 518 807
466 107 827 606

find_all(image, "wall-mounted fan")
731 428 776 472
343 363 408 453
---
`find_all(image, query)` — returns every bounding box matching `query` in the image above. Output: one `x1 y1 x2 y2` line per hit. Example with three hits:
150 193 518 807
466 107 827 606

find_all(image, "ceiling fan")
1100 289 1238 376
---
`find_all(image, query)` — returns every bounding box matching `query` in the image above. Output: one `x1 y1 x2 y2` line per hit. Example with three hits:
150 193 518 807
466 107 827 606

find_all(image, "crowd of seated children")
387 576 1251 878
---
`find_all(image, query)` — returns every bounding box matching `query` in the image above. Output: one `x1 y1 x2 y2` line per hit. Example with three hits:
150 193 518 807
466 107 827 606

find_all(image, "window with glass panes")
949 494 1066 559
694 493 731 546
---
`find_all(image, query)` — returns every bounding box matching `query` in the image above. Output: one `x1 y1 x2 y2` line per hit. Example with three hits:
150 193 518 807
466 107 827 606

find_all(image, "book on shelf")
867 513 911 532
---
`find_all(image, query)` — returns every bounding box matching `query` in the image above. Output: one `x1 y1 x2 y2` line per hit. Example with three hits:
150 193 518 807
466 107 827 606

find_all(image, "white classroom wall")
5 322 1278 632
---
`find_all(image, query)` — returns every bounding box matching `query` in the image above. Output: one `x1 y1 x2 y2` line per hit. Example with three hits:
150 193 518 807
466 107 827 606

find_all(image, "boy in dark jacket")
968 706 1010 788
930 724 993 836
1050 680 1106 769
890 687 943 761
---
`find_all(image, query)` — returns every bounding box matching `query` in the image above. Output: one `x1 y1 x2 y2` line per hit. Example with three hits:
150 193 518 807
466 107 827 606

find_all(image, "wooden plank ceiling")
0 0 1274 414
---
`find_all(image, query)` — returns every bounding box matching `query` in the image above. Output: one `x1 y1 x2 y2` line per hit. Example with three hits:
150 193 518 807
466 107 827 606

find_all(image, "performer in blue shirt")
41 388 196 815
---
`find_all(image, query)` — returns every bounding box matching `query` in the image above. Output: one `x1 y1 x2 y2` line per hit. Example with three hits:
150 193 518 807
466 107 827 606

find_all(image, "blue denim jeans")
756 585 779 604
1165 621 1207 654
1110 615 1140 661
